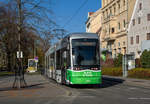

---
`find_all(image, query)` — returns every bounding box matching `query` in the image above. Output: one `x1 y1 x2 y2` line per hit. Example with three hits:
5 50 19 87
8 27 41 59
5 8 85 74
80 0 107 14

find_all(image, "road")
0 74 150 104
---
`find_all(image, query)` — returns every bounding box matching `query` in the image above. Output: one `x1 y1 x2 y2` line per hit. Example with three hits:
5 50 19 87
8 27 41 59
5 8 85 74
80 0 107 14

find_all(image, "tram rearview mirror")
63 51 67 58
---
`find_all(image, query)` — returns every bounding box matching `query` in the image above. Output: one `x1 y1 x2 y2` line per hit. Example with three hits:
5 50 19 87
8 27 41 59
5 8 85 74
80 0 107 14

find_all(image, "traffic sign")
17 51 23 58
34 56 38 62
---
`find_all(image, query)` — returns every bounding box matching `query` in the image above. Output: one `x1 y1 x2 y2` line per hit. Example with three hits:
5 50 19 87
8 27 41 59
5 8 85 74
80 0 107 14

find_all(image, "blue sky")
51 0 102 33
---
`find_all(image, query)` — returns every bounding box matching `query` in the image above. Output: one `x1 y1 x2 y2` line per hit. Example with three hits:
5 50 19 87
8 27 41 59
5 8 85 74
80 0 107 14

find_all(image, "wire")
62 0 89 28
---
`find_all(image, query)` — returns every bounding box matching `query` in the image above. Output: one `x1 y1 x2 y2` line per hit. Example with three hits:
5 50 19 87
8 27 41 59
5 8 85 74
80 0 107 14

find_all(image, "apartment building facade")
101 0 136 58
86 9 103 41
128 0 150 58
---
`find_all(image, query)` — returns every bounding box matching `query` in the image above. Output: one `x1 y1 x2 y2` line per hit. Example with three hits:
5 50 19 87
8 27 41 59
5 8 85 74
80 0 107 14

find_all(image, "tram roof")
45 32 99 56
68 32 99 39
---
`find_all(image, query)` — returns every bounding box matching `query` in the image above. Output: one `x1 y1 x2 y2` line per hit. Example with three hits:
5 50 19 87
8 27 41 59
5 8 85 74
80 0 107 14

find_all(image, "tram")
45 33 101 85
27 59 37 73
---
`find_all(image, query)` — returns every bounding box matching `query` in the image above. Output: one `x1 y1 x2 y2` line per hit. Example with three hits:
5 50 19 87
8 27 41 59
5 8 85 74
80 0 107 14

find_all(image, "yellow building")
101 0 136 58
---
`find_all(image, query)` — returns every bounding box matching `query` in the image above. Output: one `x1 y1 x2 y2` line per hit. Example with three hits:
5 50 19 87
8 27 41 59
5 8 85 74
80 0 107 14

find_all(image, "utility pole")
13 0 27 89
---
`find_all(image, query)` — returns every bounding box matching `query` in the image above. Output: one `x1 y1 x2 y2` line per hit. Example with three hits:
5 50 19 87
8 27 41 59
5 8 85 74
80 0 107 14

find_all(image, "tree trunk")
7 52 11 72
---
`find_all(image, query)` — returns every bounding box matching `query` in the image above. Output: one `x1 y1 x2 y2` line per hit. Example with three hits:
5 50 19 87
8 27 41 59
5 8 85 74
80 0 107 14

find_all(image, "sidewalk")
0 74 67 98
103 75 150 89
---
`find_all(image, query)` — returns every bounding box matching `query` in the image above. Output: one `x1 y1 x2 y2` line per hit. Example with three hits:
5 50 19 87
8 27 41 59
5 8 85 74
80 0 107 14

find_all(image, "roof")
88 12 94 16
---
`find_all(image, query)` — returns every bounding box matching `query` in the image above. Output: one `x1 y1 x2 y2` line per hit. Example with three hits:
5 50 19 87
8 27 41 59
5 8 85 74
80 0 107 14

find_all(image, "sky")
51 0 102 33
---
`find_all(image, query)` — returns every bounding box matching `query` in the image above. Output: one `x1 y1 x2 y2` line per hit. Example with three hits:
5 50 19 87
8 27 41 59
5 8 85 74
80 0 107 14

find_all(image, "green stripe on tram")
66 69 102 84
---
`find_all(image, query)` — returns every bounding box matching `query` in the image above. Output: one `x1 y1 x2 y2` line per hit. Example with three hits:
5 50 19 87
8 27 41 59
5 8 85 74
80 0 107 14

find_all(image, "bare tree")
0 0 68 70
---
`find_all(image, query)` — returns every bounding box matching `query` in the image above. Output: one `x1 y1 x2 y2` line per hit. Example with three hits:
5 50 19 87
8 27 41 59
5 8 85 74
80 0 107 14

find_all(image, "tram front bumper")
69 76 102 84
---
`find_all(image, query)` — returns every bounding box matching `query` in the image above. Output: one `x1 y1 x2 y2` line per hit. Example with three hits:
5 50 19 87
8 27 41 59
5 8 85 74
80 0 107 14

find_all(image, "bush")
102 67 150 79
114 54 123 67
135 58 141 68
128 68 150 79
140 50 150 68
101 58 114 67
102 67 122 76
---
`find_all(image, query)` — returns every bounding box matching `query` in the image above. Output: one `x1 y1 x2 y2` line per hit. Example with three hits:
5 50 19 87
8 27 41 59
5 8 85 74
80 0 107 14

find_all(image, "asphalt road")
0 74 150 104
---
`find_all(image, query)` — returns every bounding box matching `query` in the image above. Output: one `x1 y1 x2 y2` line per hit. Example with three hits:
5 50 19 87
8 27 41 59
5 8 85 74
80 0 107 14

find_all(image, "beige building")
101 0 136 58
86 0 139 58
86 9 103 41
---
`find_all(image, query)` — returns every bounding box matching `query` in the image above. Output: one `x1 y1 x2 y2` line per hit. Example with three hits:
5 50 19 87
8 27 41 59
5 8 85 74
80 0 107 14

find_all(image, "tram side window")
50 53 54 70
48 56 49 69
61 47 70 69
48 55 51 69
56 50 61 70
67 49 70 68
46 56 47 69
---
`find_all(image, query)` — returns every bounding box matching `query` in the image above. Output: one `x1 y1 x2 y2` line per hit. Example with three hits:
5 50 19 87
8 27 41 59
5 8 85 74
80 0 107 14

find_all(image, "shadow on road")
69 76 125 89
0 83 47 92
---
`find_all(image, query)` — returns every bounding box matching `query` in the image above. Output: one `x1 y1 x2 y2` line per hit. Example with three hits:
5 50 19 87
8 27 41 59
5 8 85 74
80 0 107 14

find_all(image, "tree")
140 50 150 68
0 0 66 71
114 54 123 67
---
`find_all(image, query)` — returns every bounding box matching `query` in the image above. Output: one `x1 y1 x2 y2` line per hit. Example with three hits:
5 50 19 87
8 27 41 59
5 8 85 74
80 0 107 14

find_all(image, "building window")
118 3 120 10
136 35 139 44
133 19 135 26
147 33 150 40
114 6 116 15
87 23 90 29
147 14 150 21
112 28 115 33
110 7 112 16
138 17 141 24
130 37 134 45
118 48 121 53
118 42 120 47
139 3 142 10
123 20 126 28
123 0 126 6
123 41 125 45
118 22 120 30
106 9 108 18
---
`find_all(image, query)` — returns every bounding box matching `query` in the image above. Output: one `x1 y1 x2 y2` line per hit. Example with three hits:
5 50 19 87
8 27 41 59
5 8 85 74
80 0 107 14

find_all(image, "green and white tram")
45 33 102 85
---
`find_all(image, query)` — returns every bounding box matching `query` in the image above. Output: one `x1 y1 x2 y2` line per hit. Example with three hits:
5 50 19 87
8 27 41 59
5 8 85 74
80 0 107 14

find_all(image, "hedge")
0 71 14 77
128 68 150 79
102 67 150 79
102 67 122 76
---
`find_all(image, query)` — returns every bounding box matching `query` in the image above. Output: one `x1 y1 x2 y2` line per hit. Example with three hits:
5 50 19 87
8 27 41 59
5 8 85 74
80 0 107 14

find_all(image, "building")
101 0 136 58
127 0 150 59
86 9 103 41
